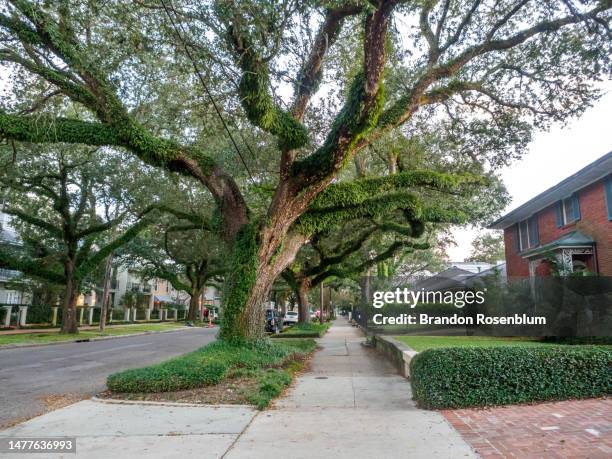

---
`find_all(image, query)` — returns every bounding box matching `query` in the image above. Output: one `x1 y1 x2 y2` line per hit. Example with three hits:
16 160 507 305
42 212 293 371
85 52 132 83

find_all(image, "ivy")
309 170 482 211
231 28 308 151
220 219 261 343
292 71 384 177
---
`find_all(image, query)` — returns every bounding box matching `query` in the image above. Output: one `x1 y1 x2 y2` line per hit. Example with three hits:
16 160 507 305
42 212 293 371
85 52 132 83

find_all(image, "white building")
0 211 31 307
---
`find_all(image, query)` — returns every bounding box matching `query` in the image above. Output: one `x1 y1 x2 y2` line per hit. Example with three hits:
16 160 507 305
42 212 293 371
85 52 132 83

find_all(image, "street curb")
90 396 255 410
0 326 215 351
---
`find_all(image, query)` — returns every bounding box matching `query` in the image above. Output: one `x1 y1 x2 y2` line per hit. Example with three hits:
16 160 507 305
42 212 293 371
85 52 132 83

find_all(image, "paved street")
0 320 476 458
0 327 217 428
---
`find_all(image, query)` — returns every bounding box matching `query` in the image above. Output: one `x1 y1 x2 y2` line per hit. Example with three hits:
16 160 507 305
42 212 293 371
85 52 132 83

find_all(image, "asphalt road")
0 327 217 429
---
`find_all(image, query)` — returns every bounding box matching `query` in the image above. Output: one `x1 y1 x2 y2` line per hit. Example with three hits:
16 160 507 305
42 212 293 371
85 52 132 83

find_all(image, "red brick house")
489 152 612 277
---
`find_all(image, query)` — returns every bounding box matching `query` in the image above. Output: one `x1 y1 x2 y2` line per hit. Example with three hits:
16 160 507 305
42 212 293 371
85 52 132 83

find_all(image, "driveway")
0 327 217 428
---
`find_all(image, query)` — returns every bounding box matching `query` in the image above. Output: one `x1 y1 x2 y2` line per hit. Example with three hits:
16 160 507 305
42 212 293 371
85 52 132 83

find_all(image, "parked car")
265 309 283 334
309 309 317 320
283 311 298 324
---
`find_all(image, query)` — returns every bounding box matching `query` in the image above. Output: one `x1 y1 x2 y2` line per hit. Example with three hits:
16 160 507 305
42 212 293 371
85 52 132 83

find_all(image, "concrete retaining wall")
372 335 418 379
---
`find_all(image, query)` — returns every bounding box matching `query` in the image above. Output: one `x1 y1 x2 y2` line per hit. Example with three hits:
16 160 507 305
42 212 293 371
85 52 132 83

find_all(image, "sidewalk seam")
220 410 260 459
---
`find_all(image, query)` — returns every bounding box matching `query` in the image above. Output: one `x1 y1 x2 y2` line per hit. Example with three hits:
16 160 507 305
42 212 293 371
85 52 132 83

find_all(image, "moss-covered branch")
308 170 483 211
0 247 66 285
228 24 308 150
0 112 120 147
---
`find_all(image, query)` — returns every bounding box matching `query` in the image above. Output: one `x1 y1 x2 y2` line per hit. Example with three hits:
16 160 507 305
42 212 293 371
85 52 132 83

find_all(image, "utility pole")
99 252 113 332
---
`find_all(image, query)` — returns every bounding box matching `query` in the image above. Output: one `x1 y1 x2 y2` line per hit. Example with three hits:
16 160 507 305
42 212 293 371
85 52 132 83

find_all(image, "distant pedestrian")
203 307 212 327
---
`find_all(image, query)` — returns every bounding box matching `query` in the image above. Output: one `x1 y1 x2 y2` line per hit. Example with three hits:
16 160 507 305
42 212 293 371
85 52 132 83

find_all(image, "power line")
158 0 255 182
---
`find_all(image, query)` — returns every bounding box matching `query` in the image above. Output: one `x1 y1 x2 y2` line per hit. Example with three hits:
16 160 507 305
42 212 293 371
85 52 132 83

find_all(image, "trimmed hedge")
107 339 316 393
410 346 611 409
273 322 331 338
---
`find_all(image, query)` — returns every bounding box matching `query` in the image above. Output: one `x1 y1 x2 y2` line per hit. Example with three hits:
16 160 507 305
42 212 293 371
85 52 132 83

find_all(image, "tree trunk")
60 264 79 334
187 288 201 322
99 253 113 332
297 278 311 324
219 221 306 342
360 266 372 306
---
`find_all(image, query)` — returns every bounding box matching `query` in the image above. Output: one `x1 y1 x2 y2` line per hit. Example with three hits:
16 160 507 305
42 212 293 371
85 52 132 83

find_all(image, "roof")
520 230 594 258
416 267 475 291
489 151 612 229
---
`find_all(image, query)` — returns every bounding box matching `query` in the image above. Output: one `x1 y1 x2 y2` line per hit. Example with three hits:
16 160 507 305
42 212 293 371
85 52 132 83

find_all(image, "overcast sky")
449 83 612 262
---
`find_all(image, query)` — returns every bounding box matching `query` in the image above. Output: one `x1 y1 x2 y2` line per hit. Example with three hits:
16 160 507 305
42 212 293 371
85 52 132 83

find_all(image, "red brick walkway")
442 398 612 458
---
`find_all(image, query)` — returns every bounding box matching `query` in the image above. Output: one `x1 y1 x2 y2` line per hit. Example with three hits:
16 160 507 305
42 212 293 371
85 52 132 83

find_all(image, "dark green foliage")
106 338 316 393
410 346 612 409
274 322 331 338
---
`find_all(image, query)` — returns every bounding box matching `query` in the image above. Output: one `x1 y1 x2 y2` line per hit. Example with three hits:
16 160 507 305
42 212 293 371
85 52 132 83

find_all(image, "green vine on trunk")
219 219 261 343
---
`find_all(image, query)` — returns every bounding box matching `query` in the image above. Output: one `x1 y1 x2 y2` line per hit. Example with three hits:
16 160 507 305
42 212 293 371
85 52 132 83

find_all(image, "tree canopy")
0 0 609 340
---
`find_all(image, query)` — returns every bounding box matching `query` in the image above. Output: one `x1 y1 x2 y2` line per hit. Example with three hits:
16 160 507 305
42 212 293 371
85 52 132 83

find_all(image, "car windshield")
286 312 297 316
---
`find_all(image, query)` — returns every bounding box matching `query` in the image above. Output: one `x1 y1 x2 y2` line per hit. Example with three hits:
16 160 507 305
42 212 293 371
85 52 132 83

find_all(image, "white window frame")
561 197 574 226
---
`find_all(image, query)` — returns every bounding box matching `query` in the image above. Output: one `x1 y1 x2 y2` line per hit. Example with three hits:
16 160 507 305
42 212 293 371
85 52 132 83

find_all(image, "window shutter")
529 215 539 247
572 192 581 221
605 176 612 221
555 201 564 227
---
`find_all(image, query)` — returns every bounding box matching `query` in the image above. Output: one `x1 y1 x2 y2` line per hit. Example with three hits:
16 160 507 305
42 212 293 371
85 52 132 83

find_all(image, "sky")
448 83 612 262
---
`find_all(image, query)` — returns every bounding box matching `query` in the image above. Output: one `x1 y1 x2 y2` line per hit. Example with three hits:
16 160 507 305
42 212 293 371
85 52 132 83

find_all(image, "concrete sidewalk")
224 319 476 458
0 319 476 458
0 399 256 458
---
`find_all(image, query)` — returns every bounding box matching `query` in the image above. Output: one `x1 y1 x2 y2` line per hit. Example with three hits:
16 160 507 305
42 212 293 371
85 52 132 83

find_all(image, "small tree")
0 145 156 333
467 231 505 264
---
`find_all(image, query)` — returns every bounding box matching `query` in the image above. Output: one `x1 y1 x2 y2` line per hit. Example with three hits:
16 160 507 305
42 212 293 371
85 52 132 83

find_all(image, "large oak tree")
0 0 609 340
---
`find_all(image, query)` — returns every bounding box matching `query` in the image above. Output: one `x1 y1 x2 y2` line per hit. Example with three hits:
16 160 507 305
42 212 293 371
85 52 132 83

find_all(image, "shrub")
107 339 316 393
410 346 611 409
275 322 330 338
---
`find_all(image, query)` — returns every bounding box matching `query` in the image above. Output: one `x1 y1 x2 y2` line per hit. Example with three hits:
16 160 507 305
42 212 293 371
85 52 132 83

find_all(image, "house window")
605 176 612 221
517 215 539 251
555 192 581 227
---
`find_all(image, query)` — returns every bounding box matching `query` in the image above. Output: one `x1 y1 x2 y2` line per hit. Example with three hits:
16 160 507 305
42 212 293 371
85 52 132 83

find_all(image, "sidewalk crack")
220 410 259 459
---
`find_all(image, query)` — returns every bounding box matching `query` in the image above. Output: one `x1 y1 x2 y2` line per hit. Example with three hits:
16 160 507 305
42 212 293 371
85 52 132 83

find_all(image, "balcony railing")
127 283 151 293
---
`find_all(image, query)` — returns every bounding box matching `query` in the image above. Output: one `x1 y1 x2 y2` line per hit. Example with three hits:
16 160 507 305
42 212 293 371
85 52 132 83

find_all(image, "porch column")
18 306 28 326
51 306 59 326
2 306 12 327
559 249 574 275
109 309 113 323
172 309 177 321
123 308 130 321
87 307 94 325
132 307 138 322
145 309 151 321
78 307 85 325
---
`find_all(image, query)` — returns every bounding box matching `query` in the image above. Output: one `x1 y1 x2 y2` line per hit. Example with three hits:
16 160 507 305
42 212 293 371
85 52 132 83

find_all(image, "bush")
107 339 316 393
275 322 330 338
410 346 611 409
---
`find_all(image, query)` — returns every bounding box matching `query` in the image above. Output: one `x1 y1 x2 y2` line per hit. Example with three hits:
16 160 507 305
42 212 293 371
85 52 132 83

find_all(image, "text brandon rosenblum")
372 313 547 326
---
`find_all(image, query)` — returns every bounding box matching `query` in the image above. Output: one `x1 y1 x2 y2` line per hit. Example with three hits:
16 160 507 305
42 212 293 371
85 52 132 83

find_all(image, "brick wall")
504 179 612 276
